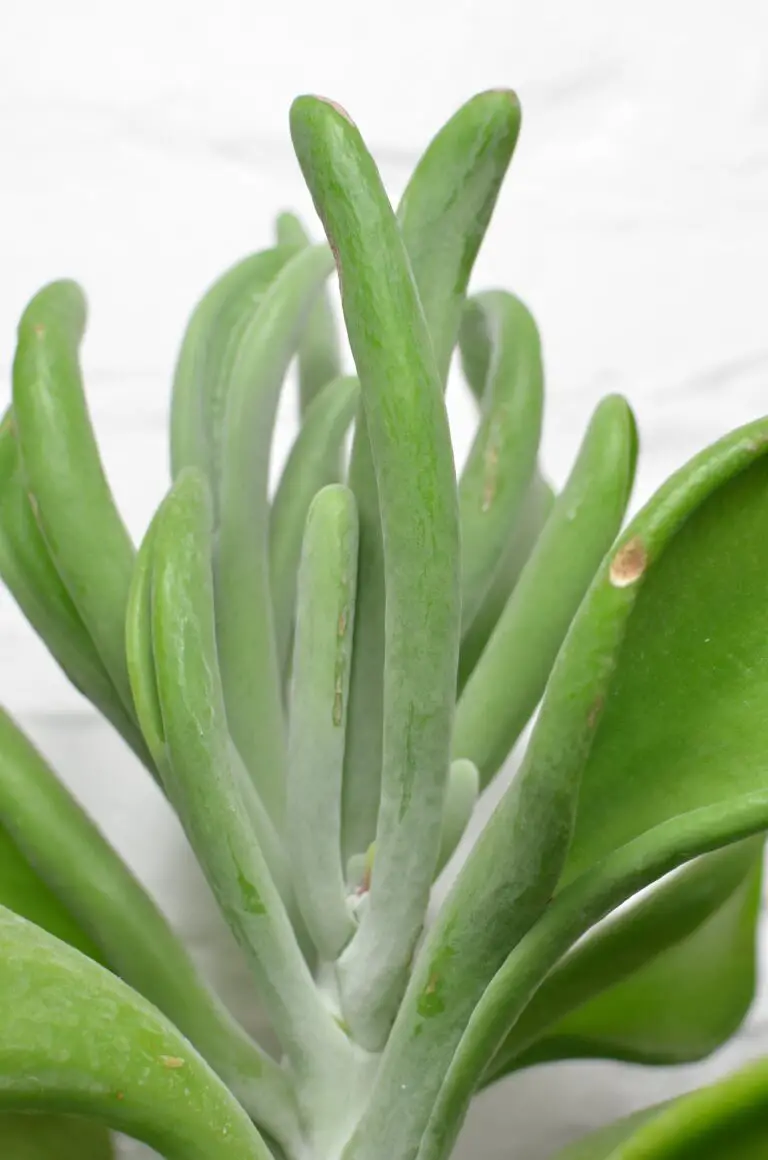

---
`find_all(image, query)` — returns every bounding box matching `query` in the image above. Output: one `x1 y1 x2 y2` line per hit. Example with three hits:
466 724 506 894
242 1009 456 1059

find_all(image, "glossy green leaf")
12 281 136 715
0 704 298 1146
0 412 153 773
340 89 520 867
270 374 359 678
275 212 342 414
150 468 352 1080
215 244 334 821
453 395 636 787
170 247 295 485
349 417 768 1160
287 484 358 961
457 292 544 631
292 96 461 1050
0 906 272 1160
0 1113 114 1159
458 468 555 690
486 839 763 1081
555 1058 768 1159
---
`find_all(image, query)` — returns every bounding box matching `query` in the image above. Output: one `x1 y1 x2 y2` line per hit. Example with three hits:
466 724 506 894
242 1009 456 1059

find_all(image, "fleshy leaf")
0 1113 113 1159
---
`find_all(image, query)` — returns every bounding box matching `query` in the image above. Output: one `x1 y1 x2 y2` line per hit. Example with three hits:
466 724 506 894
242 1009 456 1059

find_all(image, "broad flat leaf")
0 1113 113 1159
487 839 763 1079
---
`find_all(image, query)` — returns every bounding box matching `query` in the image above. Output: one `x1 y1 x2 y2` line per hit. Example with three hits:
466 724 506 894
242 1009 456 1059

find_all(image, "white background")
1 1 768 1156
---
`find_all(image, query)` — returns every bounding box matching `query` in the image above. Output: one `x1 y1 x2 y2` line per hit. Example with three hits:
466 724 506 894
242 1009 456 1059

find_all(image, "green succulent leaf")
434 759 480 877
0 907 272 1160
291 95 461 1050
0 1113 114 1159
275 212 343 414
453 394 637 787
270 374 359 679
11 281 136 716
486 838 763 1081
457 292 544 632
553 1058 768 1159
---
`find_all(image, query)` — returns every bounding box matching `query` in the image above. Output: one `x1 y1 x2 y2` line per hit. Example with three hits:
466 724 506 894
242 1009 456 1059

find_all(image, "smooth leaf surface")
457 292 544 631
12 281 136 714
486 839 763 1080
0 1113 114 1159
0 907 271 1160
551 1108 664 1160
292 96 461 1049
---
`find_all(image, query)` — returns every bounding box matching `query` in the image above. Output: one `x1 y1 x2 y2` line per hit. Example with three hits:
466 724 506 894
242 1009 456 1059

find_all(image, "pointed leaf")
292 96 461 1049
0 907 271 1160
0 1113 113 1159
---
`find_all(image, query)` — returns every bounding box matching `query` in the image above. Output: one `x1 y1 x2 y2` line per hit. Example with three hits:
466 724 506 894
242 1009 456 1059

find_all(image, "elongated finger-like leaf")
292 96 461 1049
458 469 555 690
454 395 636 786
341 89 520 867
0 413 153 771
0 705 299 1147
287 484 358 961
12 282 136 713
270 374 359 678
556 1058 768 1159
348 416 768 1160
215 245 334 821
458 292 544 631
0 1113 113 1159
434 759 479 877
0 907 272 1160
170 247 295 484
486 839 763 1081
418 796 768 1160
275 212 342 414
397 90 521 385
151 468 351 1079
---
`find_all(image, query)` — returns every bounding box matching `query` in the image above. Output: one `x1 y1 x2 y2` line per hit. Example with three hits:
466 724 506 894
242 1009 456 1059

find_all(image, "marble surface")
1 1 768 1156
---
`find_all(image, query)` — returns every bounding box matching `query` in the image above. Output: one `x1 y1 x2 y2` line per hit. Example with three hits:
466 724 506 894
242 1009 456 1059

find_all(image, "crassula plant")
1 88 767 1160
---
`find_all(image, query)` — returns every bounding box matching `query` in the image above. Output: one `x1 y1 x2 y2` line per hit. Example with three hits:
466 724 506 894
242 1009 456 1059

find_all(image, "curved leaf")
292 96 461 1049
457 292 544 631
0 1113 113 1159
270 374 359 677
275 212 342 413
486 838 763 1081
341 88 520 865
215 244 334 821
12 281 136 714
453 395 636 787
551 1108 665 1160
0 906 271 1160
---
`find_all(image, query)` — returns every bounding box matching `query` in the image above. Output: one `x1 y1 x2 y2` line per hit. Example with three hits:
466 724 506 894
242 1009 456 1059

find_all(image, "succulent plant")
0 88 767 1160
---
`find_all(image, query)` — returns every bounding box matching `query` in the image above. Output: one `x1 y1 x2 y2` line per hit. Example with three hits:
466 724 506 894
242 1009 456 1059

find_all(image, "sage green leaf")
291 96 461 1049
287 484 358 961
554 1058 768 1159
0 906 272 1160
11 281 136 715
270 374 359 678
458 469 555 690
170 247 295 485
486 839 763 1081
453 394 636 787
417 795 768 1160
215 244 334 822
275 212 342 414
340 88 521 867
0 1113 113 1159
434 759 479 877
0 705 298 1148
0 412 154 772
349 417 768 1160
458 292 544 631
150 468 351 1079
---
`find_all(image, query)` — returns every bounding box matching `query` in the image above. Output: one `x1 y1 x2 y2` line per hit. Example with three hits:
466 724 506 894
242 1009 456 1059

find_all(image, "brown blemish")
28 493 40 521
33 323 45 338
587 696 604 730
332 676 343 726
316 96 354 125
159 1056 186 1069
609 536 647 588
338 608 348 637
115 1091 125 1101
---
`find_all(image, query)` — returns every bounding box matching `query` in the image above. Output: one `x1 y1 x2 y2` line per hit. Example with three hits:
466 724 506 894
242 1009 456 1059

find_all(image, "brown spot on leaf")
338 608 348 637
33 323 45 338
610 536 647 588
115 1091 125 1101
316 96 354 124
587 696 604 729
159 1056 185 1069
28 493 40 521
